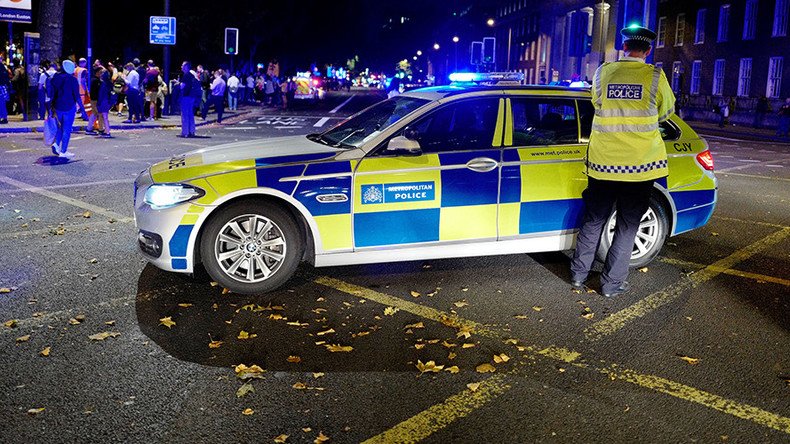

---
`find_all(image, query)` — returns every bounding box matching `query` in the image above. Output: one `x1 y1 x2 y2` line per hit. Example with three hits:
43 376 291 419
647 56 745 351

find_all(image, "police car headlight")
144 184 204 209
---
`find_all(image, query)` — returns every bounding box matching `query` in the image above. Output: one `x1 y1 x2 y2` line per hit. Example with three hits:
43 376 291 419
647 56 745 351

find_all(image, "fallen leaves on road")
4 319 17 328
312 372 325 379
416 360 444 374
410 291 421 298
287 355 302 363
461 343 476 349
581 307 594 320
638 267 649 273
475 363 496 373
314 432 330 443
493 353 510 364
274 434 289 443
88 331 120 341
159 317 176 328
324 344 353 353
27 408 45 415
302 427 312 433
235 364 266 380
513 314 528 319
711 232 720 237
82 211 92 218
383 307 399 316
238 330 258 340
104 320 116 326
778 375 790 387
467 382 480 392
0 287 14 294
292 382 307 390
177 303 193 308
16 335 30 343
404 322 424 330
445 366 460 374
532 306 543 312
88 258 98 264
677 355 700 365
316 328 335 336
236 383 254 398
68 314 86 325
40 347 51 357
456 325 473 339
208 340 223 349
453 300 469 308
269 313 285 321
242 408 255 416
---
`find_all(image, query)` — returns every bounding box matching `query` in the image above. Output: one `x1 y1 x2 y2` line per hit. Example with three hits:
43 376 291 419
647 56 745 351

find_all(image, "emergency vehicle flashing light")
448 72 525 84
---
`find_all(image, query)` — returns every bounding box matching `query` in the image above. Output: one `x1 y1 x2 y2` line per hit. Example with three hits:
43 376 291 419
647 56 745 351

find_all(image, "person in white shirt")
246 74 255 103
201 70 226 123
38 61 57 119
227 73 240 111
123 62 142 123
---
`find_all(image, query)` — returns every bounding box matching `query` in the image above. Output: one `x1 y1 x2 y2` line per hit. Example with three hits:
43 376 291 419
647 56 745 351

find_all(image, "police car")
134 73 717 294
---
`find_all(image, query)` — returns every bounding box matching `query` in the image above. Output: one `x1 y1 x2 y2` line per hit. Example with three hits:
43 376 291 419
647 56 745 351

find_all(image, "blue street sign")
150 16 176 45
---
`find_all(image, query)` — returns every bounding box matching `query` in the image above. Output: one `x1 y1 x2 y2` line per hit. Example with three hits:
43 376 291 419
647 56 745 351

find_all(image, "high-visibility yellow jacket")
587 57 676 181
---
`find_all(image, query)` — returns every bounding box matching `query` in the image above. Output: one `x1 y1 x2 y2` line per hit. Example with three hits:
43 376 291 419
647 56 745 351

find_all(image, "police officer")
570 25 675 297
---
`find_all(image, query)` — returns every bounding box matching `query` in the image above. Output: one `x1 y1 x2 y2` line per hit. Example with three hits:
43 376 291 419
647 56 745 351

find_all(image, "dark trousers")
570 177 654 293
201 95 224 123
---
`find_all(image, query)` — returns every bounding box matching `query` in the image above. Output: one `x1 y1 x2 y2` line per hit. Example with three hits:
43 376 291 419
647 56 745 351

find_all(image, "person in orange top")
73 58 90 121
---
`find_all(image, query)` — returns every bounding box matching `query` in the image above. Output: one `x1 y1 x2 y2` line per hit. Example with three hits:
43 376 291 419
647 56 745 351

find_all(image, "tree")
38 0 65 62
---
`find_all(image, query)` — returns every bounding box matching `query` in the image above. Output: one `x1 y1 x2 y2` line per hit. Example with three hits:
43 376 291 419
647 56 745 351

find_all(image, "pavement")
684 120 790 145
0 90 789 443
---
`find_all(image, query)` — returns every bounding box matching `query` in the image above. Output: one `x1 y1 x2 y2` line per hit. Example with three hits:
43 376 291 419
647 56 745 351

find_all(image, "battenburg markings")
361 181 435 205
607 84 642 100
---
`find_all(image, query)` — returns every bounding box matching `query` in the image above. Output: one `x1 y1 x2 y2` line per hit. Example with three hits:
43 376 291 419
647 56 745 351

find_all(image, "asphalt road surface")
1 90 788 443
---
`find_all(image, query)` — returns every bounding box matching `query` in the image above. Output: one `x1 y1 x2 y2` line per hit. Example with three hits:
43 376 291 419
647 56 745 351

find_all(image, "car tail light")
696 150 714 170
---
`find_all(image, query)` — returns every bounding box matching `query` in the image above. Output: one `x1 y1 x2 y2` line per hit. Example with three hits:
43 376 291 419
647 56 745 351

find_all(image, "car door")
353 97 504 249
499 96 588 238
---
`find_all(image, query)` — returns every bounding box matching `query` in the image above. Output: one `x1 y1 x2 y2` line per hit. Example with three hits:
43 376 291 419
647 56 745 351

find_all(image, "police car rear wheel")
597 197 668 268
200 201 303 294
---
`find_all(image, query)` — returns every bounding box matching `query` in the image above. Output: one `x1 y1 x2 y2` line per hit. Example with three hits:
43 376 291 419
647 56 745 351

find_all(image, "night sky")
17 0 491 76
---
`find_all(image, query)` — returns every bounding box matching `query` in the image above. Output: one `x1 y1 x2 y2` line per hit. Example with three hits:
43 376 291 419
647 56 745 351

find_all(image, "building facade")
491 0 658 84
652 0 790 126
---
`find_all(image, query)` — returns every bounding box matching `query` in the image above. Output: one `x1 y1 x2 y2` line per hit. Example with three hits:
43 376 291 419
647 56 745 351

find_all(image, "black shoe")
602 281 631 298
571 280 586 292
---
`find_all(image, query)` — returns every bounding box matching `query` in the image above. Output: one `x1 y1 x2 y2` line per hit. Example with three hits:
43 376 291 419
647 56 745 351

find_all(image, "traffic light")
224 28 239 55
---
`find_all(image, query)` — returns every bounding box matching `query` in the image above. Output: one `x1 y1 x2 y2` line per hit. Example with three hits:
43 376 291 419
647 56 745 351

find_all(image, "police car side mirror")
386 135 422 156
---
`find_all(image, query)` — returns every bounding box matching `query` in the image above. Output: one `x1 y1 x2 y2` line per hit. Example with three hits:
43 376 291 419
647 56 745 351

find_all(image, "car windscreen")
319 96 429 148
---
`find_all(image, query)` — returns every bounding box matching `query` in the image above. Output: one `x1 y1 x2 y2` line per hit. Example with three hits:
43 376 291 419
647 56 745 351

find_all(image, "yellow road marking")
319 277 790 438
598 366 790 434
722 172 790 182
314 276 494 337
361 374 511 444
711 215 787 229
585 227 790 341
661 257 790 286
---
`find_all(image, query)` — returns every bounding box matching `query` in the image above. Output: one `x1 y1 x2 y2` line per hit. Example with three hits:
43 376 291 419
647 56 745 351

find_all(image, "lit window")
718 5 730 42
672 61 683 92
675 14 686 46
695 9 706 44
713 59 725 96
766 57 784 98
743 0 757 40
737 58 752 97
690 60 702 95
657 17 667 48
774 0 789 37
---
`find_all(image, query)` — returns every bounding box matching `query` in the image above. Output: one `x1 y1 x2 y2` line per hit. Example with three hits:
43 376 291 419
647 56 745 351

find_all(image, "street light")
452 36 459 43
487 18 495 26
413 56 418 60
433 43 440 50
416 50 422 56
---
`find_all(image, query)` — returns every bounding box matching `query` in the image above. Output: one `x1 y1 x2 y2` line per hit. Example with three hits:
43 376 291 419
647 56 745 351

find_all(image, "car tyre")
200 200 303 294
596 196 669 268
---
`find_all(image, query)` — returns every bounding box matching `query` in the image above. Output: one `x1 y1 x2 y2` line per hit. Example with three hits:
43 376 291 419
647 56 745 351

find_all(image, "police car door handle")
466 157 499 173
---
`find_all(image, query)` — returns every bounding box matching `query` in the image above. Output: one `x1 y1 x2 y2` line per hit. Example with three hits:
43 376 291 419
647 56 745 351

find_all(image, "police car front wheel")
597 197 669 268
200 200 303 294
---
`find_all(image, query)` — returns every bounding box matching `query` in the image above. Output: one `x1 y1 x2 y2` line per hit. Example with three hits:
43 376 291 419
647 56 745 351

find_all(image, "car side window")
577 100 594 143
511 98 579 145
406 98 500 153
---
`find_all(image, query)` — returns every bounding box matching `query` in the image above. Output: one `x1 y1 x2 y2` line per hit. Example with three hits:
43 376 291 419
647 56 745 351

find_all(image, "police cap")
620 25 657 43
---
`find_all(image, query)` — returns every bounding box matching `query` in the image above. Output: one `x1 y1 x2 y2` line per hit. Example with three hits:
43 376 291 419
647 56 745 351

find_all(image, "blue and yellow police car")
134 73 717 294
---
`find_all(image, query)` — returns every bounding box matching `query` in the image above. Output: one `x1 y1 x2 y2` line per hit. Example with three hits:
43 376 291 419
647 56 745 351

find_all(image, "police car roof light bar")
449 72 525 85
